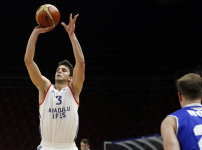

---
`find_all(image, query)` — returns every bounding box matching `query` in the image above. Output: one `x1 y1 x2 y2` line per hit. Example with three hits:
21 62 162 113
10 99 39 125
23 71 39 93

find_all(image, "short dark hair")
58 60 73 76
176 73 202 100
81 139 90 145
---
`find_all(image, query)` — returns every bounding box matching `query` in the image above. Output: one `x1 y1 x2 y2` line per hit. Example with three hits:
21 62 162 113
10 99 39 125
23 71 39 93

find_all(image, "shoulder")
161 116 176 127
170 107 189 119
68 82 80 104
38 76 52 105
69 82 80 96
39 76 51 93
161 116 177 133
161 116 181 150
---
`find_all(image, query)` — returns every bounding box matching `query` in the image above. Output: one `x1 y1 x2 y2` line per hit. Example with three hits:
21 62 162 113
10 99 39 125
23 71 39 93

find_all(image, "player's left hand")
61 13 79 36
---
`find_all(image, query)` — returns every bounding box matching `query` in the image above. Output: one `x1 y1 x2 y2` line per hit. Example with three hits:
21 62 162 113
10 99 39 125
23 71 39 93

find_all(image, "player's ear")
178 92 182 101
68 76 73 82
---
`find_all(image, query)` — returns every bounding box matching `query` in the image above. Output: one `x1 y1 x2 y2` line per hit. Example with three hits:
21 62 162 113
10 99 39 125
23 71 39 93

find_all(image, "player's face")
55 65 71 81
80 142 89 150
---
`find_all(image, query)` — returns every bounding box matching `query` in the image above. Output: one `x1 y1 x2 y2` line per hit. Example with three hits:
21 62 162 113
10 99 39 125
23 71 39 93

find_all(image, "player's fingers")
46 27 53 31
40 27 52 32
42 27 53 33
73 14 79 23
69 13 73 22
61 22 69 30
61 22 70 32
49 27 53 31
61 22 67 27
46 27 53 30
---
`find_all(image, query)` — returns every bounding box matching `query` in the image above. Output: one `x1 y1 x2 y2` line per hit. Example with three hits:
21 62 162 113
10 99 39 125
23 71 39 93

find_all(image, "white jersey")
39 84 79 147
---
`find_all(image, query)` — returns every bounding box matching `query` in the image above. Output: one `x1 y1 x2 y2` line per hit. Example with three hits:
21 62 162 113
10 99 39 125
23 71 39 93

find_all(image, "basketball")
35 4 60 28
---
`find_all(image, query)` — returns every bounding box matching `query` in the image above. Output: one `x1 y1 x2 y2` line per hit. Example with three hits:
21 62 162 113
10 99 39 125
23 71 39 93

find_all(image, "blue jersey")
169 103 202 150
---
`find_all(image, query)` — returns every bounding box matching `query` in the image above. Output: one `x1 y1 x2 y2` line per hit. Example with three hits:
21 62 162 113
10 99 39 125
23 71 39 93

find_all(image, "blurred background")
0 0 202 149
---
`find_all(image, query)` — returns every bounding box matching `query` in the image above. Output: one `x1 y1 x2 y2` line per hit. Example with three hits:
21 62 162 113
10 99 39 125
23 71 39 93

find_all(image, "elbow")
81 60 85 65
81 56 85 64
24 57 29 66
78 60 85 68
81 60 85 66
78 58 85 65
80 61 85 67
24 57 33 66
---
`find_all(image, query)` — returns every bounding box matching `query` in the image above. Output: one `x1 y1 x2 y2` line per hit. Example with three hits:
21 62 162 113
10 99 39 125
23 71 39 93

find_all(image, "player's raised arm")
24 26 52 89
61 14 85 96
161 116 181 150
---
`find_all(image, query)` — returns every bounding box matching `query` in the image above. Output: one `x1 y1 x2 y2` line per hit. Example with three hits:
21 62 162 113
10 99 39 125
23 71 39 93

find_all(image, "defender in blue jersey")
161 73 202 150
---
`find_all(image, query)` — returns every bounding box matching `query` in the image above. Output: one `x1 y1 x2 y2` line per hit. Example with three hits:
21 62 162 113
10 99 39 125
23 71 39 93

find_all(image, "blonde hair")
176 73 202 100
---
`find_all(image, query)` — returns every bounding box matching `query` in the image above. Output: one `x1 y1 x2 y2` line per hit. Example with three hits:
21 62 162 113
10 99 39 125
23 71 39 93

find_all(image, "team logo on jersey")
48 106 70 119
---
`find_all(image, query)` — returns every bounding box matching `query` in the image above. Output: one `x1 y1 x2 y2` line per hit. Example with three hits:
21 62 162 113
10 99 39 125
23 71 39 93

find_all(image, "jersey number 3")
194 124 202 149
56 96 62 105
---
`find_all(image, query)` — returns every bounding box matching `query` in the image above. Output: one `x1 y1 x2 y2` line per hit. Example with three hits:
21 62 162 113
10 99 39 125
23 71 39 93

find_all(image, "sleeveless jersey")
39 84 79 143
169 103 202 150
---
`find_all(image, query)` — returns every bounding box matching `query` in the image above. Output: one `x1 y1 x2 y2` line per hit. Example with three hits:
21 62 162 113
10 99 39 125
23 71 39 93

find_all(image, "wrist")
68 33 76 38
33 29 41 36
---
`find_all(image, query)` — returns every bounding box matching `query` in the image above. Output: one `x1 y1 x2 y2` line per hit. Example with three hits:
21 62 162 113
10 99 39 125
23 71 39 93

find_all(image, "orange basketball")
36 4 60 28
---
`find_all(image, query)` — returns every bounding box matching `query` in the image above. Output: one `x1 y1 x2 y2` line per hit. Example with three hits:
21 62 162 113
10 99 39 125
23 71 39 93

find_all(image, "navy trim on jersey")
74 123 79 142
39 112 42 139
39 125 42 139
37 146 42 150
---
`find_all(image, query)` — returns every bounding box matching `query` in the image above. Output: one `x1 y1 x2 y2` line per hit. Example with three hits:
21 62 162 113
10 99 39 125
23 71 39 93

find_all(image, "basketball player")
161 73 202 150
24 14 84 150
80 139 90 150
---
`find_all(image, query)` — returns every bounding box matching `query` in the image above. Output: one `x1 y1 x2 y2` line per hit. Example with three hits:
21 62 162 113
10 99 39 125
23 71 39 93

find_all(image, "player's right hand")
34 26 53 34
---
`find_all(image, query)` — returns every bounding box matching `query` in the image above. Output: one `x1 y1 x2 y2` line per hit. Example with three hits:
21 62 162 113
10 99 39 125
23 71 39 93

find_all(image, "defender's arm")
161 116 181 150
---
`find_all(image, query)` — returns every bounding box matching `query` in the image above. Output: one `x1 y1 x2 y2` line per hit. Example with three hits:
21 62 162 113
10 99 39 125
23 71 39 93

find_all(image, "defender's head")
80 139 90 150
55 60 73 83
176 73 202 107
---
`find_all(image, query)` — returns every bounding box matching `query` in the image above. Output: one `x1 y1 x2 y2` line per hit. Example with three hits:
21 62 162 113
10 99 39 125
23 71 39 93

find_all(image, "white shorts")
37 141 78 150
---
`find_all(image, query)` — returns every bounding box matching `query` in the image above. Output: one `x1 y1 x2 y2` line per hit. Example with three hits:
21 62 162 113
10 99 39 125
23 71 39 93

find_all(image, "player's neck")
54 80 69 91
181 99 201 108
